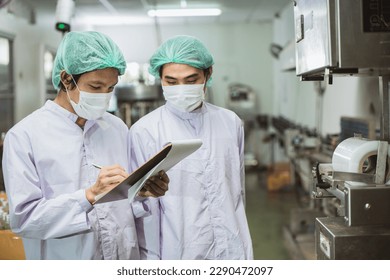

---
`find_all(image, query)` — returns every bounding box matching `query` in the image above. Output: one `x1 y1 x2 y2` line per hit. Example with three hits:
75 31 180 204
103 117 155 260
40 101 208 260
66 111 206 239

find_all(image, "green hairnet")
149 35 214 81
52 31 126 90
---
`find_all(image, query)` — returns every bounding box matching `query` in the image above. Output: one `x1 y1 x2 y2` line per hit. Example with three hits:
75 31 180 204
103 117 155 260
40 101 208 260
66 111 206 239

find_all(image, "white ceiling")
25 0 292 27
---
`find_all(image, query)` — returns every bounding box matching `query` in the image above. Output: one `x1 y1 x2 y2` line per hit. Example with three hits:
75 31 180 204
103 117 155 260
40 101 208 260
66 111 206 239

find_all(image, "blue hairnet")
52 31 126 89
149 35 214 81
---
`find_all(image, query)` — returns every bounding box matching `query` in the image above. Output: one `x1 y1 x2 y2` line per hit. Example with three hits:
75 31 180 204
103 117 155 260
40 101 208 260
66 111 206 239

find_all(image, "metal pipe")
379 75 390 141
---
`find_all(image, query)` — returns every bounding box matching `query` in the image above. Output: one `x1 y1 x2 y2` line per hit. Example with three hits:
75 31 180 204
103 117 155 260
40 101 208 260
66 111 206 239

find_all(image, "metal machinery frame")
293 0 390 259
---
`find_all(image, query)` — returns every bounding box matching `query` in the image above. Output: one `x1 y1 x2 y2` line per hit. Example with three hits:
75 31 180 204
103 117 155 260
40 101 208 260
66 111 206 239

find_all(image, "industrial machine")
272 116 330 259
111 62 165 127
115 82 164 127
227 83 260 168
294 0 390 259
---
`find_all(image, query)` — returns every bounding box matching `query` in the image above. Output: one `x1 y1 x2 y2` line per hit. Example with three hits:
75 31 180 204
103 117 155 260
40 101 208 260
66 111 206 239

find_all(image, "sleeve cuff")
76 189 94 213
131 198 151 218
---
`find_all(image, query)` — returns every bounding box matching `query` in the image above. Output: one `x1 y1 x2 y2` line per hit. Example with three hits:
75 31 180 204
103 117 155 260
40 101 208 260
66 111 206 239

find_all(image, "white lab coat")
2 100 140 259
129 102 253 260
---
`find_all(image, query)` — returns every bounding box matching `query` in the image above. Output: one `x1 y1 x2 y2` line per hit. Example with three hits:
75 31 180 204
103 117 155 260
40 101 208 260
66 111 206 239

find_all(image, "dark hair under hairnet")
149 35 214 80
52 31 126 90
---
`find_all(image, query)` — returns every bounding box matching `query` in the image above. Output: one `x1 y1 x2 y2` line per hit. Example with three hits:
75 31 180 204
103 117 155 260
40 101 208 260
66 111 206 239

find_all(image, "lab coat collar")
165 101 207 120
44 100 99 131
45 100 79 123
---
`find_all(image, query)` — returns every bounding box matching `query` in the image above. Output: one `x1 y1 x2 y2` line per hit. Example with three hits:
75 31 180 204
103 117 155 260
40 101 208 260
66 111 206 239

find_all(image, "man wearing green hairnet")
128 35 253 259
2 31 169 260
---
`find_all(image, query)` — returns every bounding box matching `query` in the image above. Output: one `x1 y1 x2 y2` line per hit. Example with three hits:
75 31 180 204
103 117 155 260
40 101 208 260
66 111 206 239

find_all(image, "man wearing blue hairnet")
2 31 169 259
128 35 253 259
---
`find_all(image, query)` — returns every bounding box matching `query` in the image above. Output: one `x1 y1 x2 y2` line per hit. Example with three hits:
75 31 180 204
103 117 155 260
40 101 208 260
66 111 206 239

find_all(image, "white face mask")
65 79 112 120
162 83 205 112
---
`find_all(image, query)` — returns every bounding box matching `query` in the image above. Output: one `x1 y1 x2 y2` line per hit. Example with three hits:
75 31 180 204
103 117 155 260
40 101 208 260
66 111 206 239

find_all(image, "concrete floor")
245 170 300 259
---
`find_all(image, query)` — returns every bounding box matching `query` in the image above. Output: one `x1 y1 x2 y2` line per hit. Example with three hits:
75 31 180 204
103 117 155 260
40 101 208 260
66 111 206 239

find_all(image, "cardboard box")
0 230 25 260
0 192 25 260
267 162 291 192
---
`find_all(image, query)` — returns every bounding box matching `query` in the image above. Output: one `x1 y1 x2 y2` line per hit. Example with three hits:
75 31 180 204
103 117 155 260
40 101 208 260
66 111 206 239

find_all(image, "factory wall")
0 10 62 123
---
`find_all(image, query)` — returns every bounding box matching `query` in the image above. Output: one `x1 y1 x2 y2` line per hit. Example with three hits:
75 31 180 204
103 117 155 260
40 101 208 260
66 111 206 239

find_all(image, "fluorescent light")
148 8 221 17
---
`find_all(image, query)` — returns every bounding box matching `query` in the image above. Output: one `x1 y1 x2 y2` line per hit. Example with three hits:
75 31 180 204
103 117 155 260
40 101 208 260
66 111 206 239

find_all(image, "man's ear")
204 66 213 88
207 66 213 79
60 71 72 89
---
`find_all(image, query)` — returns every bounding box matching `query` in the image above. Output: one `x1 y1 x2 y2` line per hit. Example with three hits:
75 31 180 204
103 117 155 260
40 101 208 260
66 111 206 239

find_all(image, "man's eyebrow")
164 75 177 80
184 73 200 79
88 80 105 84
88 80 118 87
164 73 200 80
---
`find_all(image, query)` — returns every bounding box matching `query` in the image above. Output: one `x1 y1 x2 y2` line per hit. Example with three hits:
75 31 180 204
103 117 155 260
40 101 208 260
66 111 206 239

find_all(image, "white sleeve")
238 119 246 207
2 130 92 240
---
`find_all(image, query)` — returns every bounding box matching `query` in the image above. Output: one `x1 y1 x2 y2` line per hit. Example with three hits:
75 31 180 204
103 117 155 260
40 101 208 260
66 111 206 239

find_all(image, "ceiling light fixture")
147 8 221 17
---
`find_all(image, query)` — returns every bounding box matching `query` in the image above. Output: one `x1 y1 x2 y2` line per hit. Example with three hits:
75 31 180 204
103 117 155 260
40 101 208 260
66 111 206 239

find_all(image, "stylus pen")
92 163 103 169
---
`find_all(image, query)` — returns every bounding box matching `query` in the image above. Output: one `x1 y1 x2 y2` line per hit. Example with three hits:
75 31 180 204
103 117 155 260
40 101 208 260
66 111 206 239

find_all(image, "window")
44 48 57 101
0 34 14 133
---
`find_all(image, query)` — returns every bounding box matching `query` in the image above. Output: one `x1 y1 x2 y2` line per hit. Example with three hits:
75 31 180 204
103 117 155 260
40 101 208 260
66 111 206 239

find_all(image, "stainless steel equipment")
316 217 390 259
294 0 390 259
312 138 390 259
115 83 164 127
294 0 390 82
